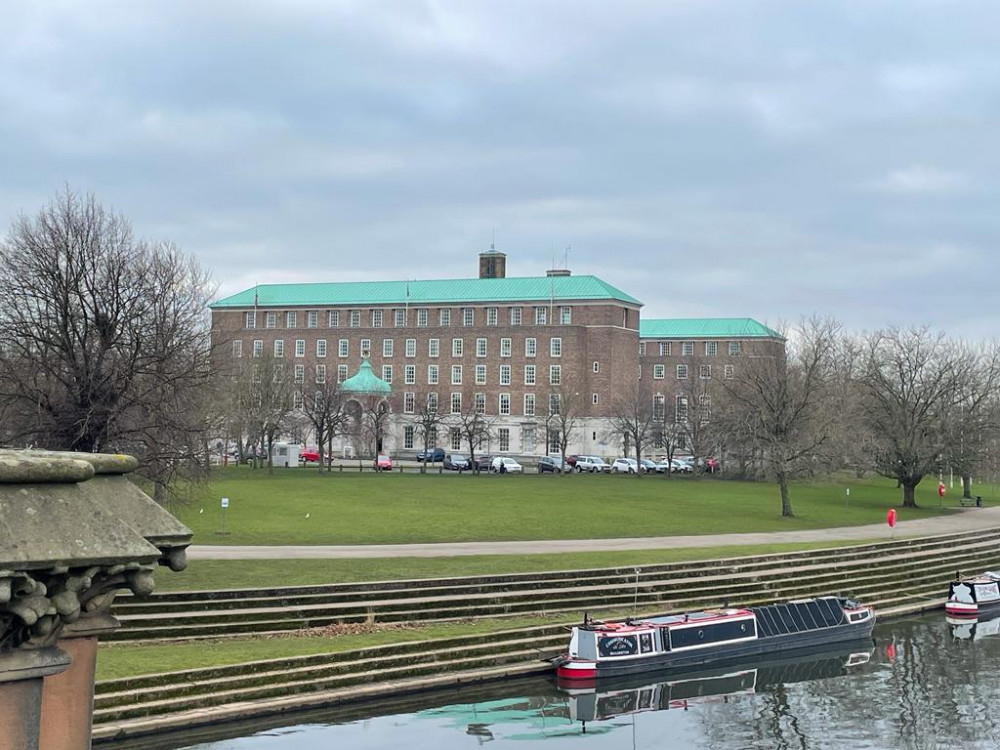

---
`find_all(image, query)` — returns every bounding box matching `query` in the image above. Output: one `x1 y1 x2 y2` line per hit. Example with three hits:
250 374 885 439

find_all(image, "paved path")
187 506 1000 560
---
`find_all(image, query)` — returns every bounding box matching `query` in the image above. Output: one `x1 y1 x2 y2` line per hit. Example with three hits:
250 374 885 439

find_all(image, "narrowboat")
945 571 1000 618
554 596 875 682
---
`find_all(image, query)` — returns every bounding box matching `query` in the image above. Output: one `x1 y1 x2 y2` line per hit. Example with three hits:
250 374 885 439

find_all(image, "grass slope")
167 468 966 546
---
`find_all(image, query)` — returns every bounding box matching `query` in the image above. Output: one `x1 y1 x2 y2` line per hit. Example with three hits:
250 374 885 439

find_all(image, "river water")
137 613 1000 750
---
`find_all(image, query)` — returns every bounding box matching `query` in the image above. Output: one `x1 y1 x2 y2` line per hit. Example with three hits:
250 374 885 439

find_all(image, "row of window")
403 391 565 417
403 425 530 451
245 306 574 330
254 362 569 388
640 341 741 357
234 336 567 360
651 363 734 380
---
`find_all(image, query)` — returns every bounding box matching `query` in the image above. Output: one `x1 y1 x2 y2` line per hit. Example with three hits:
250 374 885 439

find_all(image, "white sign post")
220 497 230 535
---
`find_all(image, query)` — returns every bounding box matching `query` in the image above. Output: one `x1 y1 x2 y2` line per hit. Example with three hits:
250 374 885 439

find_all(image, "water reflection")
106 614 1000 750
949 613 1000 642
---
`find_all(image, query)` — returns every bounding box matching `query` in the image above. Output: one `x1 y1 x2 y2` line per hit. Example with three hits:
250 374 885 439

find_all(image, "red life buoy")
887 508 896 528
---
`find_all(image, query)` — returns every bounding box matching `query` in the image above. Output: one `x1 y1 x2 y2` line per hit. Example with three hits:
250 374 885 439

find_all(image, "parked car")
373 454 393 471
671 459 694 473
575 456 610 473
473 454 494 472
611 458 638 474
565 455 581 468
299 450 321 464
639 459 659 474
416 447 445 462
538 456 568 473
491 456 523 474
654 459 671 473
444 453 470 471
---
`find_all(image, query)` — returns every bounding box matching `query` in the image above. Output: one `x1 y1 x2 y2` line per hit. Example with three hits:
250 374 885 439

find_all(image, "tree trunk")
962 475 972 499
902 481 918 508
777 469 794 517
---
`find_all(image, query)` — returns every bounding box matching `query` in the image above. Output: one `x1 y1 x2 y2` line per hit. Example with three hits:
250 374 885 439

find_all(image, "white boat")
945 571 1000 618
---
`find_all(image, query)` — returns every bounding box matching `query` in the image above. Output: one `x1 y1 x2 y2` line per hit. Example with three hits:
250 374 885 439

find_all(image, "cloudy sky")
2 1 996 336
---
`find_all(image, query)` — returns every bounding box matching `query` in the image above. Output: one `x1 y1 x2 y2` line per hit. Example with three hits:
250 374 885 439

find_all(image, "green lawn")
165 467 972 546
156 541 866 591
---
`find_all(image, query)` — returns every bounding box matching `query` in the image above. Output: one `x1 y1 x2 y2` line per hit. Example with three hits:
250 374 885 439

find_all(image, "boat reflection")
948 613 1000 641
561 643 875 725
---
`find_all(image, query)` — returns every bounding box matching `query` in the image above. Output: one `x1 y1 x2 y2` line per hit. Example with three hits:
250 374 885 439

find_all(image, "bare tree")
0 189 215 499
543 385 584 474
861 327 974 507
451 403 496 473
411 393 443 474
673 356 723 471
299 369 348 473
235 357 294 473
607 379 658 477
719 317 839 517
650 408 685 479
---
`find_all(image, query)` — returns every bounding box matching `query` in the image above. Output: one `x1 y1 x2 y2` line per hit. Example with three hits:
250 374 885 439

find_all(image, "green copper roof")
340 359 391 395
640 318 782 339
211 275 641 308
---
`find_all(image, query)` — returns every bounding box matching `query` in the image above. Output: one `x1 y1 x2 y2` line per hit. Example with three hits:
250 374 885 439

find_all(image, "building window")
315 364 326 383
328 310 340 327
404 393 415 414
499 393 511 415
476 338 487 357
498 428 510 452
405 339 416 357
653 364 665 379
499 365 511 386
451 365 462 385
525 338 537 357
475 365 486 385
394 309 406 327
429 339 439 357
682 341 694 356
295 339 306 357
549 393 561 416
402 364 415 384
307 311 318 328
273 340 285 358
265 312 277 329
452 338 463 357
639 342 646 356
548 429 560 454
463 308 474 326
523 426 535 452
252 340 263 357
676 395 689 423
653 394 665 421
699 393 712 423
383 339 393 357
337 365 348 383
294 364 305 384
292 391 303 409
676 364 688 380
550 338 562 357
593 361 600 373
316 340 327 357
451 393 462 414
361 339 371 358
660 342 671 356
534 306 547 325
557 306 570 325
705 341 717 356
500 338 512 357
232 340 243 357
338 339 349 357
451 428 462 450
349 310 360 328
510 307 522 326
729 341 741 355
593 393 600 405
524 393 536 416
475 392 486 414
439 308 451 327
286 311 297 328
245 312 256 329
428 365 439 385
417 309 428 327
382 365 392 383
487 307 498 326
427 392 438 413
524 365 536 385
724 364 735 379
549 365 561 385
700 364 712 379
371 309 383 328
404 424 415 446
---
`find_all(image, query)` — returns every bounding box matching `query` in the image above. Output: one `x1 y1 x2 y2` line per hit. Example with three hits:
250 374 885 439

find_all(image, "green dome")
341 358 391 395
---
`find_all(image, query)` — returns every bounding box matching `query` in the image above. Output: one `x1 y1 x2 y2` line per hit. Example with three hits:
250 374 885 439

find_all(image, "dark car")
474 454 493 472
444 453 470 471
538 456 568 473
416 447 445 462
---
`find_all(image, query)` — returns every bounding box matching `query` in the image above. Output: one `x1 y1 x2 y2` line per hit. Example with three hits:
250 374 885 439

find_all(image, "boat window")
657 629 670 652
639 632 654 653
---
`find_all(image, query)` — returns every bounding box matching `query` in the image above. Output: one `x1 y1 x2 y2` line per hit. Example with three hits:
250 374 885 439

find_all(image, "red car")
373 454 393 471
299 450 321 463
